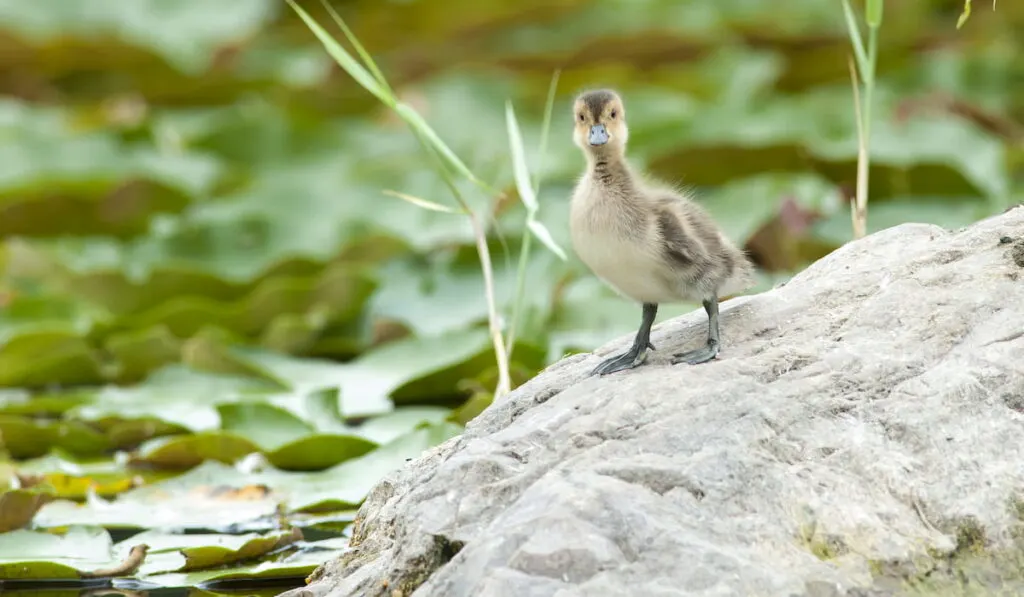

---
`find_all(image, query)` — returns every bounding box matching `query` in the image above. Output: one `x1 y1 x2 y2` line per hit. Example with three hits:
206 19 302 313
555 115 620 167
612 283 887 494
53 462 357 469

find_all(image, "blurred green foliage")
0 0 1021 590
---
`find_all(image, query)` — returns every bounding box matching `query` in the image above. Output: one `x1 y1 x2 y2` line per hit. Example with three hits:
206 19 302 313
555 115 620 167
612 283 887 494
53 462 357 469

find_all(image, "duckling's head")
572 89 628 158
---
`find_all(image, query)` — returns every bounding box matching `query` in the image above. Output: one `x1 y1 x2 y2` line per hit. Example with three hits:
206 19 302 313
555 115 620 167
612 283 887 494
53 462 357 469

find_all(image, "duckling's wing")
653 196 752 296
653 207 707 269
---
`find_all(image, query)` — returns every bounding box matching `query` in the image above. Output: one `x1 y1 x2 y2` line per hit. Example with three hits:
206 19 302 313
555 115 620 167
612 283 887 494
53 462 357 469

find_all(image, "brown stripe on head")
576 89 621 119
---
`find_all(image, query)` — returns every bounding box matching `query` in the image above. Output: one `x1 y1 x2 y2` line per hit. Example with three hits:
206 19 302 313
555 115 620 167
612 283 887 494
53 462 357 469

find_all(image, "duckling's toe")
591 347 649 376
671 341 719 366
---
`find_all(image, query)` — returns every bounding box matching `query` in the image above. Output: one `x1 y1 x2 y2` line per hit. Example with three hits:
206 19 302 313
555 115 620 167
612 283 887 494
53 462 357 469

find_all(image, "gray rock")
285 207 1024 597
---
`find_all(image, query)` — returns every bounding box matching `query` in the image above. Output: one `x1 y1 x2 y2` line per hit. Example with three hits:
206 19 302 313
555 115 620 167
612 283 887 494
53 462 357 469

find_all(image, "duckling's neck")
587 152 634 190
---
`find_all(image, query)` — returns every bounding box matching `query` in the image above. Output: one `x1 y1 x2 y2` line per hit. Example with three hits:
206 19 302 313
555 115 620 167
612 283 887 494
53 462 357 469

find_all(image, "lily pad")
287 421 465 512
132 431 262 470
0 526 118 580
33 422 464 530
0 415 111 459
0 486 55 532
111 528 304 575
139 537 350 588
0 0 280 75
33 463 284 531
15 453 142 500
0 331 104 388
72 364 278 435
217 402 378 470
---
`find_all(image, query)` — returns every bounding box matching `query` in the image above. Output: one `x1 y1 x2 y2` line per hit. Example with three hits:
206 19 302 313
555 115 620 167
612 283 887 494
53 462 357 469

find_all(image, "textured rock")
287 207 1024 597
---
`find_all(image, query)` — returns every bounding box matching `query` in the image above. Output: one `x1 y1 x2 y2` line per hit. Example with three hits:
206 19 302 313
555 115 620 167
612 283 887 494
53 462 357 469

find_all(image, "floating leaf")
0 0 279 74
34 462 283 531
0 415 111 459
0 526 117 580
0 486 55 532
288 421 464 512
35 422 459 530
15 453 141 500
217 402 378 470
113 528 304 575
139 537 350 588
132 431 262 470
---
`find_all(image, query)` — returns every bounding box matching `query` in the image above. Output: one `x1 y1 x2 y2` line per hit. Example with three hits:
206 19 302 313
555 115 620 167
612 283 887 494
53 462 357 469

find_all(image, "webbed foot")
671 297 721 366
589 303 658 376
591 345 649 376
671 340 719 365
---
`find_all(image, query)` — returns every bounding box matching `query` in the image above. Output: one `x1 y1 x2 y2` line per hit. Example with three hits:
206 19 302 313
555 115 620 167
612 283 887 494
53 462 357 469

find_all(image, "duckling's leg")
591 302 658 376
671 297 720 365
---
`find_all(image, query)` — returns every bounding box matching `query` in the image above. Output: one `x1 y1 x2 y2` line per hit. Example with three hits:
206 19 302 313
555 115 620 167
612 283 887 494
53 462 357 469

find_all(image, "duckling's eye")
578 113 585 122
610 110 617 119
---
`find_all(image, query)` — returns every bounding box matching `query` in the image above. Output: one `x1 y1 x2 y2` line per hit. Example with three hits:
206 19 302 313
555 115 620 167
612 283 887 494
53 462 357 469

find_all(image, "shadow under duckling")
569 88 755 376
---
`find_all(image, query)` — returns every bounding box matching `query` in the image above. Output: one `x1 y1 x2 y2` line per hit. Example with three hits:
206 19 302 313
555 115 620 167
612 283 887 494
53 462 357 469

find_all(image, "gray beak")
588 123 609 146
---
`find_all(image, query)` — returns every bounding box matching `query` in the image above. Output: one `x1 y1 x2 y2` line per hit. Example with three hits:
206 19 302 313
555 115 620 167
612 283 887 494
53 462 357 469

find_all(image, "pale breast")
570 197 683 304
573 232 683 303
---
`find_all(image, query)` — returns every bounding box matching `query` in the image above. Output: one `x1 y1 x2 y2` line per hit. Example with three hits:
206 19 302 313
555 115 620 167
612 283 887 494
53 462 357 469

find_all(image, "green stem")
854 25 878 239
505 230 533 358
505 71 560 360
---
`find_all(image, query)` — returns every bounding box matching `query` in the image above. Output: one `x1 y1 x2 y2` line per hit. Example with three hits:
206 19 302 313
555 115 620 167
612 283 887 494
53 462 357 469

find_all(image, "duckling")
569 89 754 376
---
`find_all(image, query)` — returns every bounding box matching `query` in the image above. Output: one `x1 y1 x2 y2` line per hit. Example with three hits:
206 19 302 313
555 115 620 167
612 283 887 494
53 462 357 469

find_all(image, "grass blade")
285 0 389 104
382 190 465 214
865 0 883 28
505 101 538 213
847 56 868 239
319 0 393 96
394 103 490 191
956 0 972 28
527 220 567 261
505 100 567 260
840 0 869 77
533 69 560 197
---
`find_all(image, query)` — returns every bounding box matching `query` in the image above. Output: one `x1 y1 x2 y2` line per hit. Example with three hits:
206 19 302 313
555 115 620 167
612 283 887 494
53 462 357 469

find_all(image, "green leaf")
0 526 116 580
0 415 111 459
138 537 350 587
72 364 275 435
33 462 283 531
217 401 378 470
0 388 91 417
263 434 377 471
0 486 55 532
0 99 222 237
339 329 492 408
15 453 141 500
346 406 452 445
287 421 464 511
217 402 313 452
132 431 262 470
0 0 279 74
36 423 461 529
0 331 104 387
114 528 303 574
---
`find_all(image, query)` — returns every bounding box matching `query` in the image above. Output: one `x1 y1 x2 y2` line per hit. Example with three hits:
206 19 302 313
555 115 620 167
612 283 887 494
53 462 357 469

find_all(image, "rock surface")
288 207 1024 597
